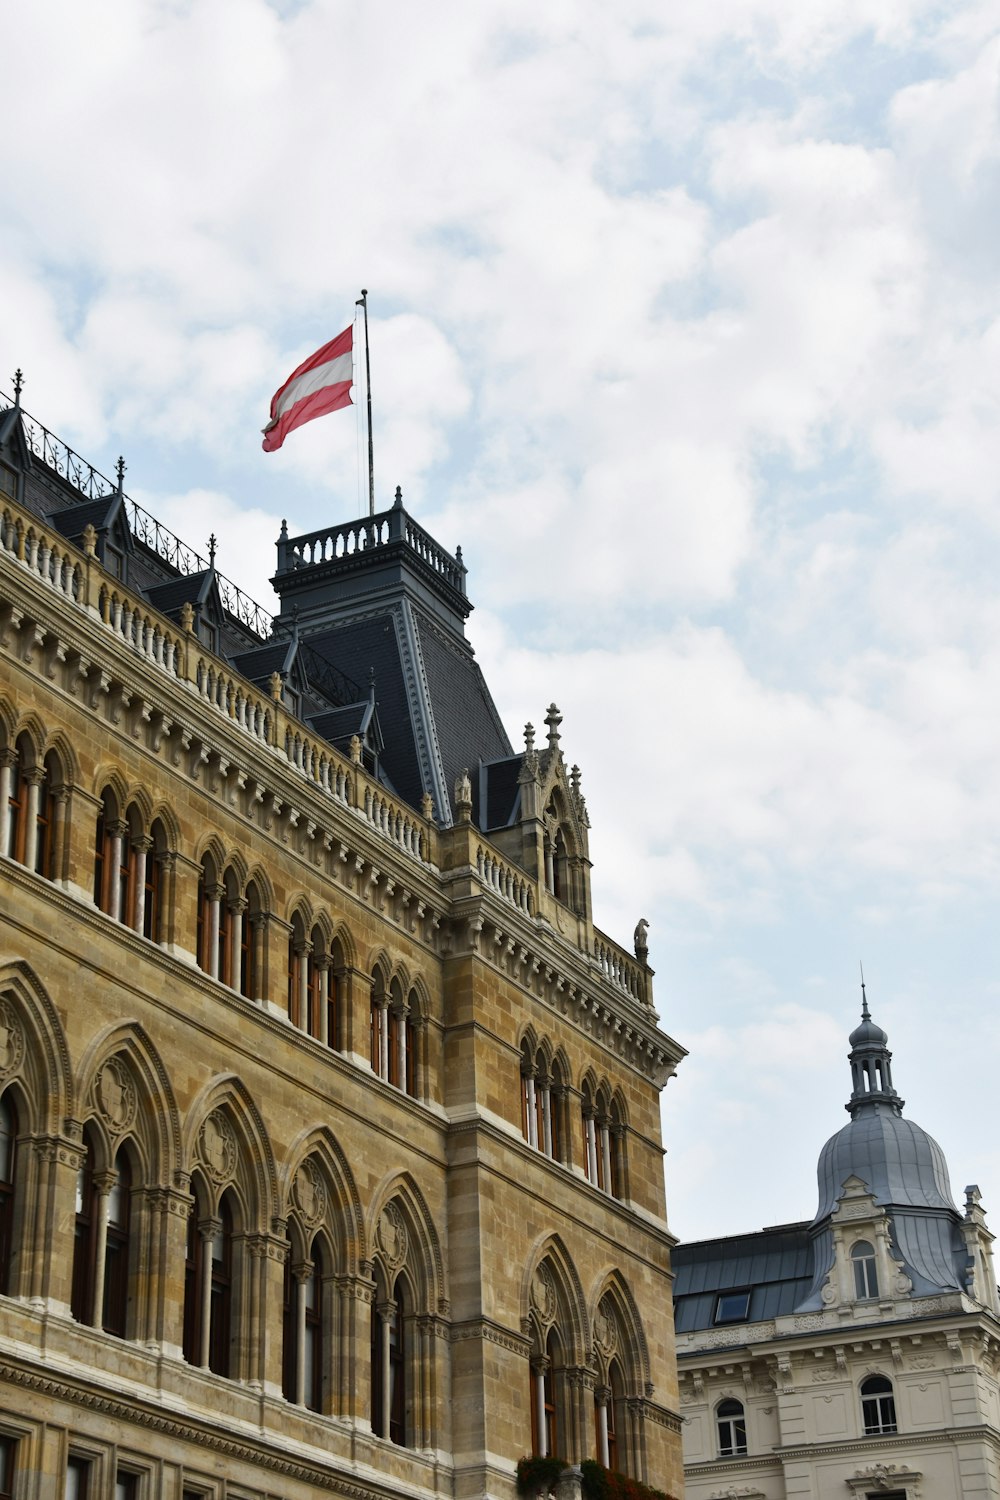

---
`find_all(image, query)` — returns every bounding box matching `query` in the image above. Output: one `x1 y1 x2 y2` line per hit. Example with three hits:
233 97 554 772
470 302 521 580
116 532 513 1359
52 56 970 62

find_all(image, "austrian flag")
262 325 354 452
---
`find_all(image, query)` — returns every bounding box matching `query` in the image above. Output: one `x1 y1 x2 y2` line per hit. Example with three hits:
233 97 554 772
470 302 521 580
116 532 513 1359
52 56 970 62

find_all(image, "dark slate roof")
230 641 292 679
306 618 422 807
310 705 370 741
672 1224 813 1334
815 1105 957 1222
413 609 513 808
146 571 214 613
47 496 119 537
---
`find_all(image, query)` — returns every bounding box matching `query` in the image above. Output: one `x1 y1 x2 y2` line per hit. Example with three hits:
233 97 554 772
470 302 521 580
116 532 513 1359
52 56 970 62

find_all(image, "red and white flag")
262 325 353 452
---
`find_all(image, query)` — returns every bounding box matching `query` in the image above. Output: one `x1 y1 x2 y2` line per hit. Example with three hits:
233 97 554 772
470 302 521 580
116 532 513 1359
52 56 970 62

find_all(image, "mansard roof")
672 1223 813 1332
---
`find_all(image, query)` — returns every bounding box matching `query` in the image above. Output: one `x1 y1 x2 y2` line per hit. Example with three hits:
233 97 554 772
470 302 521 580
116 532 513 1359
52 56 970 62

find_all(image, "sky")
3 0 1000 1242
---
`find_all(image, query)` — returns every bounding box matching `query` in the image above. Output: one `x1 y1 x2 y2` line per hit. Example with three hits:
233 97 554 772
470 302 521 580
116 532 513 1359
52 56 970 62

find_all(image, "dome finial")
860 959 870 1021
846 972 902 1118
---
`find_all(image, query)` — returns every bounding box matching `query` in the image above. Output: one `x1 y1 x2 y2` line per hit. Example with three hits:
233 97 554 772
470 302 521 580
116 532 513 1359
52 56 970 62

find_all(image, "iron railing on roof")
4 388 275 641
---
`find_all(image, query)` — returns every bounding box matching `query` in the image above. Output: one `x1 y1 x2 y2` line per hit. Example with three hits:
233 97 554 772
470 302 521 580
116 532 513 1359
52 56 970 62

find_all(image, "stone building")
0 382 686 1500
673 990 1000 1500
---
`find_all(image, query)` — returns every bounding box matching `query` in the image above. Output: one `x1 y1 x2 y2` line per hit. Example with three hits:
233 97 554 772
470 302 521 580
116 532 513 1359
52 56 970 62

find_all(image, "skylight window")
714 1290 751 1324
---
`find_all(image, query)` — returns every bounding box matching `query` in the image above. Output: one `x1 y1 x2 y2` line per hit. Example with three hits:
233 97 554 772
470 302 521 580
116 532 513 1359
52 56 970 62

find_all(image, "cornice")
0 1355 445 1500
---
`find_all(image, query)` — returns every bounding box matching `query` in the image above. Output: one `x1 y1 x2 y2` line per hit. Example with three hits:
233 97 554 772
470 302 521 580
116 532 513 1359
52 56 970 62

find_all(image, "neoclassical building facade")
0 385 686 1500
673 994 1000 1500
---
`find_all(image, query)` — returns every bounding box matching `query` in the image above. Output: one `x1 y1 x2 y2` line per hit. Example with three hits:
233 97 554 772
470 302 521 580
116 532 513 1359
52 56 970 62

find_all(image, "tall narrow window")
327 968 340 1051
183 1205 201 1365
72 1136 97 1324
208 1196 233 1377
370 996 383 1074
305 1242 323 1413
34 768 51 876
387 1007 401 1087
861 1375 897 1435
0 1435 15 1500
607 1360 623 1473
0 1091 16 1294
65 1457 90 1500
114 1474 137 1500
717 1397 747 1456
543 1329 560 1459
6 751 24 863
389 1277 406 1444
851 1240 879 1300
282 1240 295 1401
103 1149 132 1337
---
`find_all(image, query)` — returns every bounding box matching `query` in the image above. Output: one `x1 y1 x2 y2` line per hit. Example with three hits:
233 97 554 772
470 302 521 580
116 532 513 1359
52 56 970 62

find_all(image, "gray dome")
849 1013 888 1048
814 1106 957 1224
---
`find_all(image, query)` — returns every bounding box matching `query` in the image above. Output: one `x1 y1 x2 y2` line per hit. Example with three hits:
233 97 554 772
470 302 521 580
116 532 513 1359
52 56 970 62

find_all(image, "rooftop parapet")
272 488 470 636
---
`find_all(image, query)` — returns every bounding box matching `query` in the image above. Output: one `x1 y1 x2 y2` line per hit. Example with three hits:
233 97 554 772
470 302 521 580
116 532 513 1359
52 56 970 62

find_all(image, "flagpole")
356 289 375 517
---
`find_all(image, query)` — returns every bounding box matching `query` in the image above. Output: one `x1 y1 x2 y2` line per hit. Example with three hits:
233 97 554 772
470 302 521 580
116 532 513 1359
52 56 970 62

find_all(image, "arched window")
851 1240 879 1300
71 1133 98 1324
33 752 54 877
103 1148 132 1338
208 1194 234 1376
196 857 235 982
283 1234 325 1411
70 1134 134 1337
371 1272 408 1444
581 1080 604 1190
0 1091 17 1294
606 1359 624 1472
183 1177 235 1377
93 790 128 921
287 916 310 1029
717 1397 747 1456
861 1374 897 1435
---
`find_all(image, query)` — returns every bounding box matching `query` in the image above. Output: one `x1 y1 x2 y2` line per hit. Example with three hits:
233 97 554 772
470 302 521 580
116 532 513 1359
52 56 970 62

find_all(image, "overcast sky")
4 0 1000 1242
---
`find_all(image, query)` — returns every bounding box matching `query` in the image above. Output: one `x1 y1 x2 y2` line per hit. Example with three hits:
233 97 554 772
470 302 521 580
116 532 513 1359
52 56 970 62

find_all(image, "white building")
673 989 1000 1500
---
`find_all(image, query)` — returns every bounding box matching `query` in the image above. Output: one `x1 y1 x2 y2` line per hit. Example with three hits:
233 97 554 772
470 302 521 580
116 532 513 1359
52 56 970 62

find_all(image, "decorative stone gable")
820 1176 911 1314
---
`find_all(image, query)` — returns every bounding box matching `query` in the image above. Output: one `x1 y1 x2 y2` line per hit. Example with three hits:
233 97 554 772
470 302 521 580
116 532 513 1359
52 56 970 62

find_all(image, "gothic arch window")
103 1146 132 1338
183 1172 237 1378
520 1039 566 1161
0 1089 17 1293
197 857 248 985
526 1252 585 1461
70 1130 135 1338
3 733 43 868
591 1282 650 1476
240 878 265 1000
372 1269 409 1444
368 1191 442 1450
287 913 309 1029
580 1078 624 1199
93 788 129 921
716 1397 747 1456
860 1374 897 1435
851 1239 879 1300
327 937 347 1051
283 1223 328 1413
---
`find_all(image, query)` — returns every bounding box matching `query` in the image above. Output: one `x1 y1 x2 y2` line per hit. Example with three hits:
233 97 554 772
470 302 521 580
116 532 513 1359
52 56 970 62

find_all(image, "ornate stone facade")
0 395 686 1500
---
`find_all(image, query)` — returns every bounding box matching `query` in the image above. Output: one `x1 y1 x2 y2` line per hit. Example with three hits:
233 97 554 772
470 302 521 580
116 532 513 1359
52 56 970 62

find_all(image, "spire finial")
860 960 869 1020
394 484 403 508
208 533 217 567
545 703 562 752
12 369 23 407
116 456 126 494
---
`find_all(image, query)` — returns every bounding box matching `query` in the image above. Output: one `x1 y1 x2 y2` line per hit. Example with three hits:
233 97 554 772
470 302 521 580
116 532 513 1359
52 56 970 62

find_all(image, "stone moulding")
0 1357 444 1500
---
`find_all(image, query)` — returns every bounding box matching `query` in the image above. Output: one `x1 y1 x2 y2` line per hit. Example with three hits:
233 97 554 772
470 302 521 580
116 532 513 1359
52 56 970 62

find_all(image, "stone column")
107 820 129 922
48 785 69 883
204 884 224 978
378 1000 390 1080
249 913 267 1002
377 1298 397 1437
229 897 247 991
0 748 14 856
198 1218 221 1367
524 1072 538 1148
22 767 44 870
132 835 152 933
532 1354 550 1455
595 1385 611 1467
295 939 312 1029
584 1109 599 1185
292 1259 313 1404
600 1121 613 1195
541 1077 553 1157
314 955 332 1045
397 1004 409 1092
89 1169 117 1328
